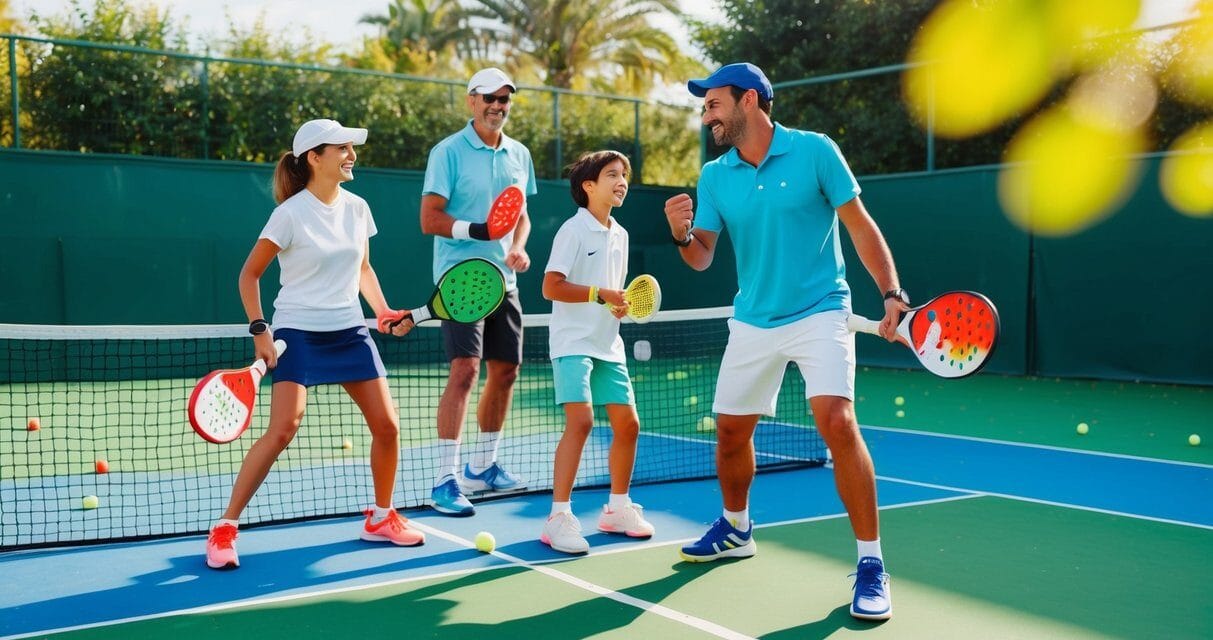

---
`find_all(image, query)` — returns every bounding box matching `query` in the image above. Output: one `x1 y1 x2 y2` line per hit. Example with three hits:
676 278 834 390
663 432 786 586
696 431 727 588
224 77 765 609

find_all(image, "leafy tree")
353 0 484 75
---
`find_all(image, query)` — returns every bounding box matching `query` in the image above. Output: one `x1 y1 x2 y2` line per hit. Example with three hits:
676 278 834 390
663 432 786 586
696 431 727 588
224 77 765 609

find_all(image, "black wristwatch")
672 231 694 247
248 319 269 335
883 288 910 306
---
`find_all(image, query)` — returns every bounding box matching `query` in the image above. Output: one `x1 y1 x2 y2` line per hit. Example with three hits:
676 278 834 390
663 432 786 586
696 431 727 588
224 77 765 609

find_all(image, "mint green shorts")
552 356 635 406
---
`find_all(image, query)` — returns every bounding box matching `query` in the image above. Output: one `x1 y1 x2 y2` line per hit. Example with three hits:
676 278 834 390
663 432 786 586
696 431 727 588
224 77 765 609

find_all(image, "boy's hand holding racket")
596 287 629 319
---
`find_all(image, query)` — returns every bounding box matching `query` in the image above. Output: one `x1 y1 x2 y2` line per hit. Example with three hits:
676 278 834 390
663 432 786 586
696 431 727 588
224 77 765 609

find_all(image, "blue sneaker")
461 462 525 492
850 556 893 620
431 476 474 516
679 516 757 562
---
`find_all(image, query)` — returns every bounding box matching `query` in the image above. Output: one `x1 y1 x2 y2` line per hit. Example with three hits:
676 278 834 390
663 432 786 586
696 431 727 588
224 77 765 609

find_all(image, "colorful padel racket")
188 339 286 444
613 274 662 324
848 290 999 379
469 184 525 241
392 257 507 326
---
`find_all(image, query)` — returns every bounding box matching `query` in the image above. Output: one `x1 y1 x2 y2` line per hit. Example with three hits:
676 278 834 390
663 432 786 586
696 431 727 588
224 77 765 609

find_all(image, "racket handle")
409 305 433 324
273 339 287 356
847 314 882 335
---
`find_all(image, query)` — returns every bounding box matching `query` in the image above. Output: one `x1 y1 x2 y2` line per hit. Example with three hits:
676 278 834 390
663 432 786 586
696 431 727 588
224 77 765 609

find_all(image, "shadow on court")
759 604 885 638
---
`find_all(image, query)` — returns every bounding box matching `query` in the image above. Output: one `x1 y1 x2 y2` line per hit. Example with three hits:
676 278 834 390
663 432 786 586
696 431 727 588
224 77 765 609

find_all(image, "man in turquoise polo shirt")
421 67 538 517
665 62 908 621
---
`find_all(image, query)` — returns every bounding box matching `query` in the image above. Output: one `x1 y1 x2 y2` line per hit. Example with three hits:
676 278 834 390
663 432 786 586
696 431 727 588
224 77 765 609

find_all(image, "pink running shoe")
206 522 240 569
361 509 425 546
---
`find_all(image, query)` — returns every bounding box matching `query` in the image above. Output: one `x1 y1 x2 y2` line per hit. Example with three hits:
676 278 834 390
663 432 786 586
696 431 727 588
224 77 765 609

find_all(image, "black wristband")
248 319 269 335
672 231 694 247
468 222 491 241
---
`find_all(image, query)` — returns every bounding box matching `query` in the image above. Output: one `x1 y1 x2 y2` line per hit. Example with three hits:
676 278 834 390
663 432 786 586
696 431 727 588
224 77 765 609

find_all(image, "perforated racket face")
625 275 661 323
188 368 259 443
486 185 525 240
434 258 506 323
907 291 999 378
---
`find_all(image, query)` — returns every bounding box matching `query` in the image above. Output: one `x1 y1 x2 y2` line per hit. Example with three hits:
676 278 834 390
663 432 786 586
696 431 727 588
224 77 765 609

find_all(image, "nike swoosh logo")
587 250 598 256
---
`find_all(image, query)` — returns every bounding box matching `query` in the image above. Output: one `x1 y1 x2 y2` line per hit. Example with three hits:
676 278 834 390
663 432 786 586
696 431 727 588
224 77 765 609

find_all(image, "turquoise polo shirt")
422 120 538 290
695 123 861 328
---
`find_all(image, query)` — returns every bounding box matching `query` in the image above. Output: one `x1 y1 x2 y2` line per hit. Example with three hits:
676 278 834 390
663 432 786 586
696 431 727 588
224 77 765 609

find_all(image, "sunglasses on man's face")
480 93 511 105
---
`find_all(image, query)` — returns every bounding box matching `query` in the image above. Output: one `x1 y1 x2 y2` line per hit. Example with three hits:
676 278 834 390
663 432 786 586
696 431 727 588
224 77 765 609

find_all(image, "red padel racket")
470 184 525 241
188 339 286 443
849 291 999 378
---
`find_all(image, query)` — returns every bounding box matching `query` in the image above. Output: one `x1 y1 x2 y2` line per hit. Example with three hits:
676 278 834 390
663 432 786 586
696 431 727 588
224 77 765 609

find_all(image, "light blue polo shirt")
695 123 861 328
422 120 538 290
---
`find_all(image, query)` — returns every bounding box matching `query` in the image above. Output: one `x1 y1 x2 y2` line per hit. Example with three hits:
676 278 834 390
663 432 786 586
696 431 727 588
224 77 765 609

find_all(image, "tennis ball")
685 395 699 407
341 437 353 450
698 416 716 432
1190 434 1201 447
1076 422 1089 435
82 495 99 510
95 459 109 474
27 417 40 431
895 410 905 418
475 531 496 553
894 396 905 406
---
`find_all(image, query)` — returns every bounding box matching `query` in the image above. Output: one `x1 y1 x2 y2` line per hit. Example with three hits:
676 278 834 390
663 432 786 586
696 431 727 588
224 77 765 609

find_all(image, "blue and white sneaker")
461 462 525 492
850 556 893 620
431 475 474 516
679 516 757 562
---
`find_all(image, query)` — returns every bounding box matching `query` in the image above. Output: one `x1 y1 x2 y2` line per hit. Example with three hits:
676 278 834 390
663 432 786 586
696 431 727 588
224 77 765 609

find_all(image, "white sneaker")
541 511 589 554
597 503 655 538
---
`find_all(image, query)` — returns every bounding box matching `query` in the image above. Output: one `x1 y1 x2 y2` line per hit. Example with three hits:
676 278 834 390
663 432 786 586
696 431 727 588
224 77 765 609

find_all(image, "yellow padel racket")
614 274 662 324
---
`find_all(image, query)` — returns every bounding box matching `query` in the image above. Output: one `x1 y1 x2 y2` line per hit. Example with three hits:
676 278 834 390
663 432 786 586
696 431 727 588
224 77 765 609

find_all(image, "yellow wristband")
588 285 599 304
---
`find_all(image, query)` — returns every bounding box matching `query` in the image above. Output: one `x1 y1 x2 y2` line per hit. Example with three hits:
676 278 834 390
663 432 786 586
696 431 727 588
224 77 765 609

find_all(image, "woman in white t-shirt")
539 150 656 555
205 119 423 570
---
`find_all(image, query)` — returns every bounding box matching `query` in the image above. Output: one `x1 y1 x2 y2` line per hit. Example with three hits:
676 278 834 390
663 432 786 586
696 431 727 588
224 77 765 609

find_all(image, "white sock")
215 518 238 530
371 505 393 523
436 438 460 483
470 430 502 473
858 538 883 562
550 501 572 518
608 493 631 511
724 508 750 531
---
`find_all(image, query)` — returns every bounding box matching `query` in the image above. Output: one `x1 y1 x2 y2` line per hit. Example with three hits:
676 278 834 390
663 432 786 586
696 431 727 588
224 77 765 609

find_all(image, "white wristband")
451 220 472 240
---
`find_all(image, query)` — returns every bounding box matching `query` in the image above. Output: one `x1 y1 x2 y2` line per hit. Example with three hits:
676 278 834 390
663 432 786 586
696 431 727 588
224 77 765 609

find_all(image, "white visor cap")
467 67 516 95
292 119 368 157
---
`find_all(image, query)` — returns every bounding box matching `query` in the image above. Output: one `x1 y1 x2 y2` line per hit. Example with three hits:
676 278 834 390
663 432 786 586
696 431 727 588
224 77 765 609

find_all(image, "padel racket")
392 257 506 326
613 274 662 324
188 339 286 444
848 290 999 378
469 184 525 241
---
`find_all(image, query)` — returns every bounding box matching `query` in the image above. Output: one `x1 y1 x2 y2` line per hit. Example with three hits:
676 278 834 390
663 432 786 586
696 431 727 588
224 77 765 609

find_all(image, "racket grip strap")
409 306 433 324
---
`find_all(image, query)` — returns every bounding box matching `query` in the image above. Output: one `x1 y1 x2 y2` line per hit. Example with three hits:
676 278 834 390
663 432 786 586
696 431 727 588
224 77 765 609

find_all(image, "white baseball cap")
292 119 368 157
467 67 516 95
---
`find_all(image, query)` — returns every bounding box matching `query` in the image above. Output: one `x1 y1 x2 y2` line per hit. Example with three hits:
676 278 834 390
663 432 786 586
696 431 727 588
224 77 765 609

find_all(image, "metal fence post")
200 52 210 159
8 37 19 149
553 91 562 178
633 101 642 182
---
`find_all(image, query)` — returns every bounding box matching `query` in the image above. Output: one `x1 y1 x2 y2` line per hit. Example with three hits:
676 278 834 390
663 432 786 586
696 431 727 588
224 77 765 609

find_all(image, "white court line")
861 424 1213 469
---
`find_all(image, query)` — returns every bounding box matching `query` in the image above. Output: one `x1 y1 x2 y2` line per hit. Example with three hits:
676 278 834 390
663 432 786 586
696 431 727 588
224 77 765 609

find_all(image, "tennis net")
0 307 826 550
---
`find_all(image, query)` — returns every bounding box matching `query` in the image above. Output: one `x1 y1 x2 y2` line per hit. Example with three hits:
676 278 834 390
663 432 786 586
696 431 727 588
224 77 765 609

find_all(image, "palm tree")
470 0 698 93
358 0 485 73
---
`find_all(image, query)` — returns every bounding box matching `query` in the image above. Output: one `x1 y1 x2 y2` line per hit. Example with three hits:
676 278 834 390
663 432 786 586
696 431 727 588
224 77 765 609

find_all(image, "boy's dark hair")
568 150 632 208
729 85 771 115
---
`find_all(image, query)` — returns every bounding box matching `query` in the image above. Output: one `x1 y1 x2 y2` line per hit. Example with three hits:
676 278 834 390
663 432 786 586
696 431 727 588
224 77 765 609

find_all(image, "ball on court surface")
27 417 40 431
82 495 99 510
633 340 652 362
684 395 699 407
341 437 353 450
475 531 496 553
894 396 905 406
698 416 716 432
1076 422 1089 435
895 410 905 418
1190 434 1201 447
95 459 109 474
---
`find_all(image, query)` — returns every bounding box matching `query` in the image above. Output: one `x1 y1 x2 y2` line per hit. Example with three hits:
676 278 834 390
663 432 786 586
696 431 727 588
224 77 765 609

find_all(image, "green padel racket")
394 258 506 325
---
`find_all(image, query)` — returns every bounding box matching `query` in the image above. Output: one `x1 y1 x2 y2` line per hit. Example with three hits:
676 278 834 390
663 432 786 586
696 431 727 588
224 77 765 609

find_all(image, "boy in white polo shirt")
539 150 655 554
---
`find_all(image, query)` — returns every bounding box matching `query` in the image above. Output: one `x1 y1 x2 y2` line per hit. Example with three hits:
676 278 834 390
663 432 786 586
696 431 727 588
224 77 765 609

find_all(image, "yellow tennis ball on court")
1076 422 1089 435
341 437 353 450
1190 434 1201 447
895 410 905 418
685 395 699 406
82 495 99 510
475 531 496 553
698 416 716 432
894 396 905 406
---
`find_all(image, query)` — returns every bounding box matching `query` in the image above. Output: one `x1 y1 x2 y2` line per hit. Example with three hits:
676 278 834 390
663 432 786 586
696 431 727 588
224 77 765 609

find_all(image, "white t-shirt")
259 188 376 331
545 208 629 362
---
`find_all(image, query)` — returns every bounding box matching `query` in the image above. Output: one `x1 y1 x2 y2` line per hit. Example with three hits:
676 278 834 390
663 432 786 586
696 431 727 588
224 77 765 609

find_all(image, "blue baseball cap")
688 62 773 101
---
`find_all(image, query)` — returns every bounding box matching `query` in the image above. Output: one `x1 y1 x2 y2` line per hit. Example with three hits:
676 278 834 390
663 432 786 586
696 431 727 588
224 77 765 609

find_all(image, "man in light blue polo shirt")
664 62 909 621
420 67 538 517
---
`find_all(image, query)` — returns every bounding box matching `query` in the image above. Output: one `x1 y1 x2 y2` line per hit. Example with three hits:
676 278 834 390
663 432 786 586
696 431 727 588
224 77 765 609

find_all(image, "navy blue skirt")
270 326 386 387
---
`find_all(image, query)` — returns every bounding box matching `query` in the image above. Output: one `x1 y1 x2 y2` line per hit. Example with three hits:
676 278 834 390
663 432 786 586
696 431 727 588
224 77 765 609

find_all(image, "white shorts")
713 309 855 416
